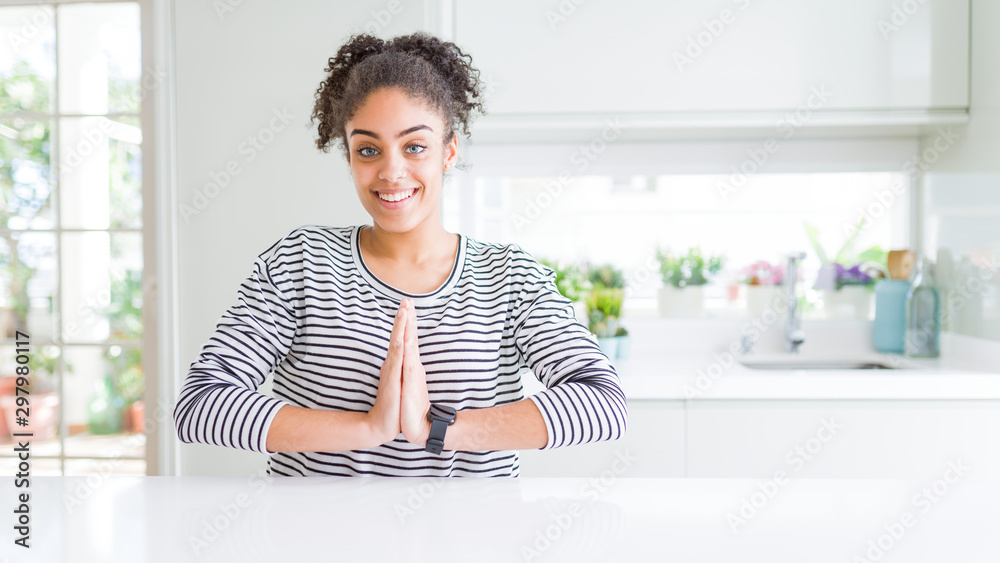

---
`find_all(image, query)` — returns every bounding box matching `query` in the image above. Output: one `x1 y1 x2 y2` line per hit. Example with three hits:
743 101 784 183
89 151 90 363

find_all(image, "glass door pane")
0 118 56 230
62 344 144 460
57 3 141 115
0 6 56 114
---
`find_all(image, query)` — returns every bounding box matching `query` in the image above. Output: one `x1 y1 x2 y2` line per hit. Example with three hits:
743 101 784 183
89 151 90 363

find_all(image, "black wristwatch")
425 403 457 454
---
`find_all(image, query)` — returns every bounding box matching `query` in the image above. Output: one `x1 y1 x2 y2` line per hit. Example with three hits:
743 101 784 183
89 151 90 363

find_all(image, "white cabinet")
517 400 685 477
520 398 999 478
455 0 969 115
686 400 1000 478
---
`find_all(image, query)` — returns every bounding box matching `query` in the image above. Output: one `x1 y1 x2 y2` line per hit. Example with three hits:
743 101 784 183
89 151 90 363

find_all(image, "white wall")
173 1 431 475
921 0 1000 341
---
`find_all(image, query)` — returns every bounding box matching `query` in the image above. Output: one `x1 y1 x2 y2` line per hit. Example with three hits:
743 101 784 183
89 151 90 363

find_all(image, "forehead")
347 88 444 133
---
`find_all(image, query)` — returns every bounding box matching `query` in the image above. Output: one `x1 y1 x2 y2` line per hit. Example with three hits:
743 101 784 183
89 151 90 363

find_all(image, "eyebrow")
348 124 433 140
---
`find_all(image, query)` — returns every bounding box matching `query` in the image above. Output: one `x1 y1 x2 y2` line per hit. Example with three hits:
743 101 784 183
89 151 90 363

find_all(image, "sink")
738 354 907 370
741 360 897 370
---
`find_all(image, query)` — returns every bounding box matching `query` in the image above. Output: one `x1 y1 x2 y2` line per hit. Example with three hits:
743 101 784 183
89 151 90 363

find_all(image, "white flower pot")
596 337 619 359
657 286 704 317
615 335 631 360
823 286 873 318
745 285 787 319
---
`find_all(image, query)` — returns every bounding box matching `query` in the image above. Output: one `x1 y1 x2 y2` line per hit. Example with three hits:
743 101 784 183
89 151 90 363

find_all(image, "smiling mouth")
376 188 418 202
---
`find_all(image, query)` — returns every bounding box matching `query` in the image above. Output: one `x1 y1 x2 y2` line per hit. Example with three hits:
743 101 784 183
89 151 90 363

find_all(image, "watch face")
429 403 456 424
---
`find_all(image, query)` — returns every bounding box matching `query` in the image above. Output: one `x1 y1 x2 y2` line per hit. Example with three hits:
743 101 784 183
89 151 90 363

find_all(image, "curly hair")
310 32 486 164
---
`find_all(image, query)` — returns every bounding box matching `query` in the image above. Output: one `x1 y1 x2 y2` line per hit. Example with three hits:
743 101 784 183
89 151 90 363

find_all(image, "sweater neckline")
351 224 466 301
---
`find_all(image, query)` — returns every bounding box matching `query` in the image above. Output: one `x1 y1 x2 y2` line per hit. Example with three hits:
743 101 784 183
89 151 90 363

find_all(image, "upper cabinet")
452 0 969 139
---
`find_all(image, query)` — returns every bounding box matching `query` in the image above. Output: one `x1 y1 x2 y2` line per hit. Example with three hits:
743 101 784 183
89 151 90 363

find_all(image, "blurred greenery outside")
1 51 144 423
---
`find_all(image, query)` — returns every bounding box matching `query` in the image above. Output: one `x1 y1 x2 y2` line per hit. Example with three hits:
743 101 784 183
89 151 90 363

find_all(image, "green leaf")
803 222 828 264
833 218 865 264
855 245 887 265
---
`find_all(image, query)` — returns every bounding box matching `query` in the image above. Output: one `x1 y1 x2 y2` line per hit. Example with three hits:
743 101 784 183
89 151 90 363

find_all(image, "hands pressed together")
366 298 435 449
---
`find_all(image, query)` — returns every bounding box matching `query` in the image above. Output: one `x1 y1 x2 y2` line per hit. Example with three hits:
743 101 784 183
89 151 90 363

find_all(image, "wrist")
361 415 392 449
443 409 462 451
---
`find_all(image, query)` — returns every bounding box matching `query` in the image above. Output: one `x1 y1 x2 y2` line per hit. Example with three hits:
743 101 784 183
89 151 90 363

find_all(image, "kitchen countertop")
2 476 998 562
536 318 1000 401
605 352 1000 400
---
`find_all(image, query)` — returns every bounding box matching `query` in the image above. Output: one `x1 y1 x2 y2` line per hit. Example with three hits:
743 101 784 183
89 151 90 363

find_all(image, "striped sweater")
173 224 628 476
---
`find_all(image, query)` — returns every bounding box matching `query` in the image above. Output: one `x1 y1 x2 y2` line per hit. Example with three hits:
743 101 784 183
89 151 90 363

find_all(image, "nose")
378 152 407 183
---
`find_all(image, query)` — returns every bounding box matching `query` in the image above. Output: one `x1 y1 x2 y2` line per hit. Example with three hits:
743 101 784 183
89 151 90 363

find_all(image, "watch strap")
425 404 456 454
426 418 449 454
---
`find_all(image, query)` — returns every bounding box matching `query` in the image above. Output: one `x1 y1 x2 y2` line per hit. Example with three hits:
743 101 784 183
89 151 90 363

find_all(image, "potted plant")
654 246 724 317
740 260 785 318
539 258 593 325
806 222 886 318
823 263 884 318
586 287 624 359
614 325 631 360
586 263 626 292
0 346 65 442
108 346 144 433
582 263 628 360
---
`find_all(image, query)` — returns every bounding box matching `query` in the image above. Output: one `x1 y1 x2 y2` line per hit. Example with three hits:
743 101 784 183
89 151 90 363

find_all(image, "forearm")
444 398 548 451
265 405 380 453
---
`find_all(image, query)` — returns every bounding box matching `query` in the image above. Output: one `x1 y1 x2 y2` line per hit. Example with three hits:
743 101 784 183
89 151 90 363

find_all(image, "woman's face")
345 87 457 234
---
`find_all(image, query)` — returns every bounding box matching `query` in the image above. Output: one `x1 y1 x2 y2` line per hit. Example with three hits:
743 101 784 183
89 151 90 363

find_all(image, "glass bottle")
873 277 910 353
904 256 940 357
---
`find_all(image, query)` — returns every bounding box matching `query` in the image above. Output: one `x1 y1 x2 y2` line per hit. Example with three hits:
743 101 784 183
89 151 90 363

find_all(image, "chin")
371 214 416 232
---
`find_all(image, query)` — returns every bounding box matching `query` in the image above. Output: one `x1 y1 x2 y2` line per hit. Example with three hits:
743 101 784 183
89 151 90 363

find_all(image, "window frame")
0 0 172 475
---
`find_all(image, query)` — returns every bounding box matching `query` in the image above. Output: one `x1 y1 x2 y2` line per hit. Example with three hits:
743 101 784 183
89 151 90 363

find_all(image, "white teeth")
378 189 416 202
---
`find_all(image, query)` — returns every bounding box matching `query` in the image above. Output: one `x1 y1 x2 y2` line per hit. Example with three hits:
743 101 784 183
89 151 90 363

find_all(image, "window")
443 171 909 317
0 1 147 476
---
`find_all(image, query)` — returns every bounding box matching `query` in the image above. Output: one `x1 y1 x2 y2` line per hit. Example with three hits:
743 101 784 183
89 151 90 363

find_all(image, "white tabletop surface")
3 475 998 562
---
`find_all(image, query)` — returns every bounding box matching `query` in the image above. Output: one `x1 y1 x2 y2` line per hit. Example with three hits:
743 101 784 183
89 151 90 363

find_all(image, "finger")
406 302 417 344
404 303 421 360
385 305 407 371
389 301 407 344
403 306 424 380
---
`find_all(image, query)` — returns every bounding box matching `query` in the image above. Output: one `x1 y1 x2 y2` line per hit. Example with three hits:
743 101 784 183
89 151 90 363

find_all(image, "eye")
357 146 378 157
405 144 426 154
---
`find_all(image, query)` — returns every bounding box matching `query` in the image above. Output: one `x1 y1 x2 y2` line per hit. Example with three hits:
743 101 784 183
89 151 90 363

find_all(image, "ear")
443 131 458 169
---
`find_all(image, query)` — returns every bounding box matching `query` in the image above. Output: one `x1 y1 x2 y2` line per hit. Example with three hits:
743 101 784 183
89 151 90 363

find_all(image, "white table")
2 476 998 562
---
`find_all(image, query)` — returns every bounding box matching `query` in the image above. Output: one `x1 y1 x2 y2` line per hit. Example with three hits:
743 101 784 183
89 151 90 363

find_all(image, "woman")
173 32 627 477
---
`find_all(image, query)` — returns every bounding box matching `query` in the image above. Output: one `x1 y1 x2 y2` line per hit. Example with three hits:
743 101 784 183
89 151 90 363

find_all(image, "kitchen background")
0 0 997 478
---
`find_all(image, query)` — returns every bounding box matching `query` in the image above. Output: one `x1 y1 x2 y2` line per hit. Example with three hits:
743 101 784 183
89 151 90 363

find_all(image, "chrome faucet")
785 252 806 353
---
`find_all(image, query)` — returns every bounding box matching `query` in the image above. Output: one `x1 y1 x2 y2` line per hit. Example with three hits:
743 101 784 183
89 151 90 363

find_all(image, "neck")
363 219 455 265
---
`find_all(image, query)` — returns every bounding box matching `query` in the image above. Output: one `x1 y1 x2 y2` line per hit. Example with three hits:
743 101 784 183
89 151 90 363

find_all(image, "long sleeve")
513 260 628 450
172 235 299 455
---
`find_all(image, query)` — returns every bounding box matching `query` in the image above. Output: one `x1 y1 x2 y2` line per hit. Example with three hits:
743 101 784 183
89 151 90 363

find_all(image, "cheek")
351 162 374 182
